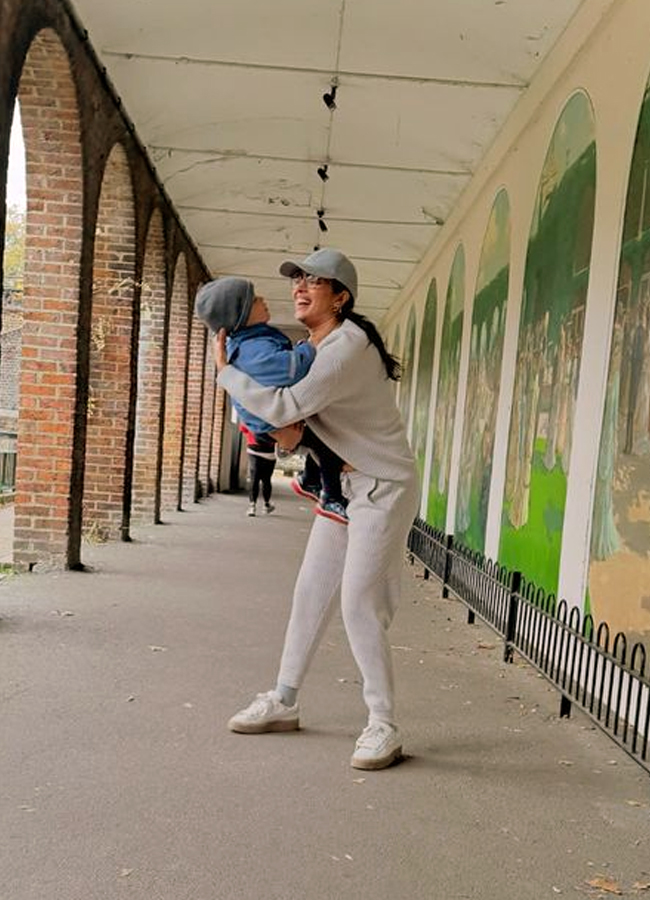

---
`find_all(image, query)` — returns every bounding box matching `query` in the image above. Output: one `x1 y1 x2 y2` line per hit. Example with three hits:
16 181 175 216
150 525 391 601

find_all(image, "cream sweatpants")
277 469 420 724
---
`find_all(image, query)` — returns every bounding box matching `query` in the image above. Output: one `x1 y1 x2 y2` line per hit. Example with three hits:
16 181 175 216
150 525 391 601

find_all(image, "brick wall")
0 2 212 568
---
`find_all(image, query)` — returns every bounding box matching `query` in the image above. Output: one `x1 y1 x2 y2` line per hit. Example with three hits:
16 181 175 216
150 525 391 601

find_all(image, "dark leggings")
248 453 275 504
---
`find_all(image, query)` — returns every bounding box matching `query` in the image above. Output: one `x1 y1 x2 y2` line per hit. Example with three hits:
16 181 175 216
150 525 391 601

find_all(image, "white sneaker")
228 691 299 734
263 502 275 514
247 503 256 517
350 721 402 770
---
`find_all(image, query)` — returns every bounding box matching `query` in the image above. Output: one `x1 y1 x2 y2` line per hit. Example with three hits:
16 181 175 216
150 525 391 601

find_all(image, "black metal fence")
407 517 650 775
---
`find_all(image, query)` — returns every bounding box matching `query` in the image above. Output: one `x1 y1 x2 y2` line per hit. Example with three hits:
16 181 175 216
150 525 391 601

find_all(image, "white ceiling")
68 0 584 328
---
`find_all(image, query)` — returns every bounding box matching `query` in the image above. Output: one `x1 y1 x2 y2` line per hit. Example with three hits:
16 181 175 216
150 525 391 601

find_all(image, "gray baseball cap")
279 248 358 299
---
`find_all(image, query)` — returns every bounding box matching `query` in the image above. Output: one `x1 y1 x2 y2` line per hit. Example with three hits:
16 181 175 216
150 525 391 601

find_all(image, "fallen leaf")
632 883 650 892
626 800 644 807
183 702 193 709
351 778 365 784
148 645 167 652
391 645 413 651
586 875 623 894
558 759 574 766
477 642 496 650
344 854 353 861
120 869 133 878
126 695 135 702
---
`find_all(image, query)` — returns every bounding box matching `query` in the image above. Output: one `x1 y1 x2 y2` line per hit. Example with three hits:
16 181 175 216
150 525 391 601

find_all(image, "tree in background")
2 204 25 292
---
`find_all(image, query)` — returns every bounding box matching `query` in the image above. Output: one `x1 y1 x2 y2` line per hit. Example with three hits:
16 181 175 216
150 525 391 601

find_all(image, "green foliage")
3 204 25 291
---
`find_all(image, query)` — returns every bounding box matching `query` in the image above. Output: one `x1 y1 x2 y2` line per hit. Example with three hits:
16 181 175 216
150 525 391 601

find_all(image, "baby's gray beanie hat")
194 277 255 334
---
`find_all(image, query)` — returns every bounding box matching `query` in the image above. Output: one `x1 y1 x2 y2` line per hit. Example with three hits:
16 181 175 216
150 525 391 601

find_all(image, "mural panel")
455 190 510 551
411 279 437 479
500 91 596 593
427 247 465 529
399 307 416 427
588 77 650 644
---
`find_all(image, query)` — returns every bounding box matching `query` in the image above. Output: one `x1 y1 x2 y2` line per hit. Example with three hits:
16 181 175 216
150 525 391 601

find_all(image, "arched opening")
160 253 188 513
0 103 25 564
132 208 166 524
83 142 135 542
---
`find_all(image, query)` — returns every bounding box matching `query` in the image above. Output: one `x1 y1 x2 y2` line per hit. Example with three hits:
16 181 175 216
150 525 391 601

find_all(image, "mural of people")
427 246 465 529
455 189 510 551
411 279 437 481
589 77 650 645
500 91 596 594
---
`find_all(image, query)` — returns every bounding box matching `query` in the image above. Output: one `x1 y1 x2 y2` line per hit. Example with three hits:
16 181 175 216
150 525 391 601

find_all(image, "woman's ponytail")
331 280 401 381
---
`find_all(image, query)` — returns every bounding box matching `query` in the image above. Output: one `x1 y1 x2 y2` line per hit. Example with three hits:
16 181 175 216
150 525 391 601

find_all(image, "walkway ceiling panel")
328 79 521 172
67 0 587 327
104 59 330 159
340 0 581 84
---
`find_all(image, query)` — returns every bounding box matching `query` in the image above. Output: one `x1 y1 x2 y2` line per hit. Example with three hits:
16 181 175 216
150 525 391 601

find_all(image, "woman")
215 248 419 770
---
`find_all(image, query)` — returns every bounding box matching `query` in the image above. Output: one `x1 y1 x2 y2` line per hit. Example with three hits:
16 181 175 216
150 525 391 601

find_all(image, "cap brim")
279 261 303 278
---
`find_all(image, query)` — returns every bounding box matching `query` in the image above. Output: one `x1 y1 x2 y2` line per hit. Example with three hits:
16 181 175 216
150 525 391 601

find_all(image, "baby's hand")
213 329 227 372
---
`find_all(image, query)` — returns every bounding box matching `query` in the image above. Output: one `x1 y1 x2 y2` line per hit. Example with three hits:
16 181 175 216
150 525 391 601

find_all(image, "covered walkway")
1 479 647 900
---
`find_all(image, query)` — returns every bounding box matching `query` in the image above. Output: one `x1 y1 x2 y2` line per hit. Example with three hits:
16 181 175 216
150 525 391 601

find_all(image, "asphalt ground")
0 477 648 900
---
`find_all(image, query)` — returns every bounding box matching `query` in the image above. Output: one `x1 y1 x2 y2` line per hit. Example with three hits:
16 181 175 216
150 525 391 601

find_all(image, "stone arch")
83 141 135 542
160 252 188 513
132 207 166 524
13 28 83 569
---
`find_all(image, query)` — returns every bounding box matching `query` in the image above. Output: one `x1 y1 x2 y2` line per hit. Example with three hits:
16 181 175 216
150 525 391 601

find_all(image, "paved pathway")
0 479 648 900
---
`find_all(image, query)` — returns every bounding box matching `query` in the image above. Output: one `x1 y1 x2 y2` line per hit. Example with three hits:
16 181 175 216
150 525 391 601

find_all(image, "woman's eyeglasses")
291 273 330 287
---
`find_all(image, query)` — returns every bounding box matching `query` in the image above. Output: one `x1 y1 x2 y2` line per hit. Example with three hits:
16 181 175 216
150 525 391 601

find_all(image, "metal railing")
407 517 650 775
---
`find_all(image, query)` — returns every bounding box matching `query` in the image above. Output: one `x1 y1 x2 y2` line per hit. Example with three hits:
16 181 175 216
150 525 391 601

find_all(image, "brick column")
13 29 83 569
181 314 205 506
198 337 216 497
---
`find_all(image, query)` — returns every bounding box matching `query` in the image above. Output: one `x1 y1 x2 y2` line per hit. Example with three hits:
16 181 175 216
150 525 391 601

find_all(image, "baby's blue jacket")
226 323 316 434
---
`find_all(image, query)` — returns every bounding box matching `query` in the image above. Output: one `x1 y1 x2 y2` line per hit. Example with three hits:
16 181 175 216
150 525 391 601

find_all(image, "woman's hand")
213 329 228 373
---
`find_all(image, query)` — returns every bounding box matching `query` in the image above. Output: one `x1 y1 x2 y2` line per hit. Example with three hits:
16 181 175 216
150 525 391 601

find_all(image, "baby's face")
246 295 271 326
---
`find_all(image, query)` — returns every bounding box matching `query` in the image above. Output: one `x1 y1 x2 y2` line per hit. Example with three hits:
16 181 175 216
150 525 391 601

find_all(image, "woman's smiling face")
292 274 343 330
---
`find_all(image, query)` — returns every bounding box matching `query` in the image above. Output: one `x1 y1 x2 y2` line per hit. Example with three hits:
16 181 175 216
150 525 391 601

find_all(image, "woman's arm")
215 329 348 429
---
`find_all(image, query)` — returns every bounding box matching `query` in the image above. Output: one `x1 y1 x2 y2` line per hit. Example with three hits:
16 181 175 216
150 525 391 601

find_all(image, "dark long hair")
332 280 401 381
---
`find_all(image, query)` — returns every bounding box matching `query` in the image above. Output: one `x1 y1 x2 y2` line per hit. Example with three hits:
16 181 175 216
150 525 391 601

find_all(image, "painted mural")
588 78 650 644
455 190 510 552
427 247 465 530
499 91 596 593
399 307 416 426
411 279 437 480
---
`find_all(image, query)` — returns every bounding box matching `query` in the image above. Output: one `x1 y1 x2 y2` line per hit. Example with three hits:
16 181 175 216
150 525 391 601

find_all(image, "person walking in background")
240 423 276 516
195 276 349 524
214 249 419 770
